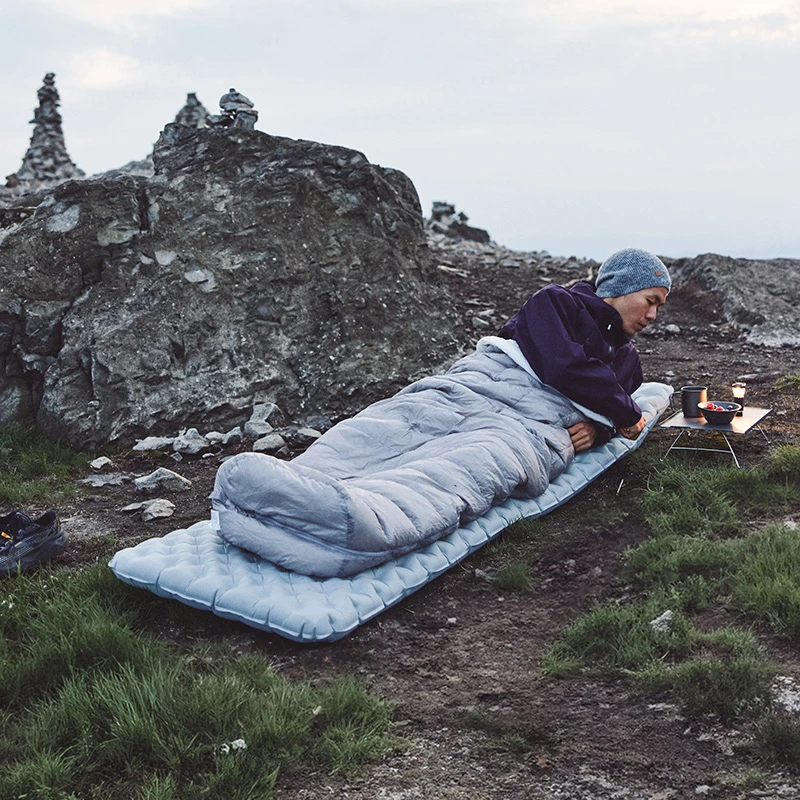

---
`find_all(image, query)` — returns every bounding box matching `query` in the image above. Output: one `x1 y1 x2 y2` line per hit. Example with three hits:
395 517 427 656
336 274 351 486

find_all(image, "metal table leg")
663 429 741 468
720 432 740 469
663 429 686 459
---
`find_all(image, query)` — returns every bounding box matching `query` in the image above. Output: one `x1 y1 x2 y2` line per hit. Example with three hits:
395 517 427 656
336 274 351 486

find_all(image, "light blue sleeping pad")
109 380 672 642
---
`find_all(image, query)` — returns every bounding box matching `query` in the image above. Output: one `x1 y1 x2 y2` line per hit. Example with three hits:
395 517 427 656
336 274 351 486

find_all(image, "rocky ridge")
0 124 461 448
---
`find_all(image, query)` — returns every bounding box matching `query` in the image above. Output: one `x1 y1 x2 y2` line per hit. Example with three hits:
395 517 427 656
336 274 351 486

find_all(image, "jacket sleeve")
502 286 642 429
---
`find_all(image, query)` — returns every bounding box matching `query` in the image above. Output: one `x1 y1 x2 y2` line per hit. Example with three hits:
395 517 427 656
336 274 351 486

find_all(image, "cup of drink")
681 385 708 418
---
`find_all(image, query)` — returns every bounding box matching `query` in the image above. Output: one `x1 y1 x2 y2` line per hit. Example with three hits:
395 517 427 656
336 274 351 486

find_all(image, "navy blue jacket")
498 281 643 430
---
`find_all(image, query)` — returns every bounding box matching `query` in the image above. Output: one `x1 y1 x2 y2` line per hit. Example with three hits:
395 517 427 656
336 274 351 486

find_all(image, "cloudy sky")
1 0 799 261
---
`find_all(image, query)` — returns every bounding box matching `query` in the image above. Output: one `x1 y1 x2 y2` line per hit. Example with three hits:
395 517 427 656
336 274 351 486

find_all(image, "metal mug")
681 385 708 418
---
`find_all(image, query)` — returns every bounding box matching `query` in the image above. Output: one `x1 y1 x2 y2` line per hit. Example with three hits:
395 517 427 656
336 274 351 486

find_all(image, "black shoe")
0 510 67 577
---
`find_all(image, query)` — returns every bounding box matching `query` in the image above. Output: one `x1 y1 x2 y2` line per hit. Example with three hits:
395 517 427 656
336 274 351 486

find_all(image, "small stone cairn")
425 201 490 244
207 88 258 129
172 92 210 129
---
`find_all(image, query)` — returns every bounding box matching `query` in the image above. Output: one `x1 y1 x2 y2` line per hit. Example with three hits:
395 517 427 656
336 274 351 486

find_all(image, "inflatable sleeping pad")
109 382 672 642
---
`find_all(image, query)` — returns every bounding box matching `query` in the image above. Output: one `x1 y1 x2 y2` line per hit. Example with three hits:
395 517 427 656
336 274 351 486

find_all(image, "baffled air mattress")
109 381 672 642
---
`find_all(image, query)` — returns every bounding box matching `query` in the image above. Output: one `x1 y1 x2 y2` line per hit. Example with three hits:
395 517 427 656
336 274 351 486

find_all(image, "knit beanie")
595 248 671 298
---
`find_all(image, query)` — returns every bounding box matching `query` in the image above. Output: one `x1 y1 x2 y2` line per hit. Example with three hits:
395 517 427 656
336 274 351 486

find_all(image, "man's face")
603 286 668 337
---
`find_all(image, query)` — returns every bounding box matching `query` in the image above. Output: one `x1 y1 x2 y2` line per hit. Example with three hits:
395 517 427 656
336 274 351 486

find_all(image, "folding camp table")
660 406 771 468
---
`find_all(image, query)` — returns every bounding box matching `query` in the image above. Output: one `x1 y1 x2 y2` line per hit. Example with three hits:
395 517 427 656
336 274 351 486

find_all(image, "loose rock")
134 467 192 493
221 426 243 445
78 473 131 488
172 428 210 456
132 436 176 452
121 499 176 521
252 432 287 455
244 420 273 438
650 610 674 633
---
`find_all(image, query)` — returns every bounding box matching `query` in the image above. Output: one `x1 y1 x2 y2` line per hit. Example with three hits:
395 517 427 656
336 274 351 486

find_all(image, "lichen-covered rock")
0 126 460 447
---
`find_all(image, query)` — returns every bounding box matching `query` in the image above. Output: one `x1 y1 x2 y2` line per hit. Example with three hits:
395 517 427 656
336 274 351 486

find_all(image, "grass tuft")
728 524 800 637
757 711 800 771
768 444 800 481
541 594 694 675
623 535 732 594
494 561 534 592
661 657 774 721
0 423 90 506
639 458 800 541
640 463 744 539
775 374 800 392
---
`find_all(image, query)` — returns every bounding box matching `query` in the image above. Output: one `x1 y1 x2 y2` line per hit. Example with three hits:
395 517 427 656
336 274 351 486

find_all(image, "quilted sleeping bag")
210 338 623 578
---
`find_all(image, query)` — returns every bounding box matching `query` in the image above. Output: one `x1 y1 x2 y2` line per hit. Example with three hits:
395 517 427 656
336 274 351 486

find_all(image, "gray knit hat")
595 248 671 298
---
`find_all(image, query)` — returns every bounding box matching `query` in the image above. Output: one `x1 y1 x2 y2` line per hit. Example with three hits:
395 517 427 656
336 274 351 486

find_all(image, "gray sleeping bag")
210 343 604 577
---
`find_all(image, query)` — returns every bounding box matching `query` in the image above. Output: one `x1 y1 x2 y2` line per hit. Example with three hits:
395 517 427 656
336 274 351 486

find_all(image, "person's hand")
567 421 598 453
618 415 646 440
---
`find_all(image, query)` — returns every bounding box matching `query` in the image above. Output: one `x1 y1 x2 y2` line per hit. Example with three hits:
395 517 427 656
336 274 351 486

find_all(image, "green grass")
623 534 733 593
0 566 397 799
757 711 800 769
639 462 745 539
639 454 800 541
542 592 774 719
769 444 800 480
728 524 800 637
543 447 800 740
494 561 534 592
775 374 800 391
666 657 773 720
541 592 695 675
480 518 541 593
0 423 90 506
484 517 543 558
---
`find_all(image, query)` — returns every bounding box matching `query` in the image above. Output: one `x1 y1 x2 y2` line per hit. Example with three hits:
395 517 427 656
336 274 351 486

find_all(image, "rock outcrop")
668 253 800 347
0 124 460 447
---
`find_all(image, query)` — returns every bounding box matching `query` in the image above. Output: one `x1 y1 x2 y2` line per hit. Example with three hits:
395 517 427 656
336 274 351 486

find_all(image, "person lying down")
210 248 670 578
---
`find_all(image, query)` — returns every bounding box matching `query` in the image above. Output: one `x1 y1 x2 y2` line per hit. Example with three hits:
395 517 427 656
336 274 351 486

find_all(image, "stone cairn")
207 88 258 129
173 92 209 129
5 73 84 193
426 201 491 244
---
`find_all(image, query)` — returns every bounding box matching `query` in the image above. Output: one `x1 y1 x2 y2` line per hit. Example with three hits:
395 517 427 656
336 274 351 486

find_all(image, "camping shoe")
0 510 32 540
0 510 67 577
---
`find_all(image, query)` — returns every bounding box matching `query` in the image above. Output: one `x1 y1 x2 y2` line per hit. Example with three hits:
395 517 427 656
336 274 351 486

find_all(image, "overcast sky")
1 0 799 261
